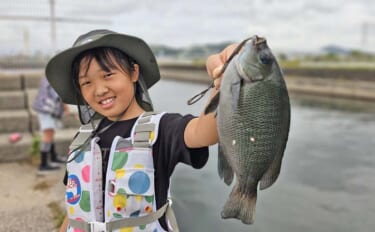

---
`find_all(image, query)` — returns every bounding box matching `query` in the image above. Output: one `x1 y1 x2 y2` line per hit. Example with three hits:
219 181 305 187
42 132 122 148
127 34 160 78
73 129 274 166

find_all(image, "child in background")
32 76 68 174
46 29 224 232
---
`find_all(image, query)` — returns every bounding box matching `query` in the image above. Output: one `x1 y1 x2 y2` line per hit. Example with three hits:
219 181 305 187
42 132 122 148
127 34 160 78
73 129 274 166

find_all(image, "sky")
0 0 374 55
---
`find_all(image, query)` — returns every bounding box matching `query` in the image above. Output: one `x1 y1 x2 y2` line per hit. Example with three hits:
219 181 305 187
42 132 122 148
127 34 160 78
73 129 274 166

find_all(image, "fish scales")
220 79 285 180
205 36 290 225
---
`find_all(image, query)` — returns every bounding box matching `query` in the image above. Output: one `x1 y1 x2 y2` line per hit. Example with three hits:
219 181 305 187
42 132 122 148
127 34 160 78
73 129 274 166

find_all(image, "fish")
205 36 290 224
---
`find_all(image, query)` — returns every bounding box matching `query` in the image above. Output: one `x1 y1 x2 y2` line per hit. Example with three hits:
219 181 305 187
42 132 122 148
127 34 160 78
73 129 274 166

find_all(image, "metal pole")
50 0 56 52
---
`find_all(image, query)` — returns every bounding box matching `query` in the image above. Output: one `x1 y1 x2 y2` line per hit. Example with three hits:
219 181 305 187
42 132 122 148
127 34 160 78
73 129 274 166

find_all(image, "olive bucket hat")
45 29 160 124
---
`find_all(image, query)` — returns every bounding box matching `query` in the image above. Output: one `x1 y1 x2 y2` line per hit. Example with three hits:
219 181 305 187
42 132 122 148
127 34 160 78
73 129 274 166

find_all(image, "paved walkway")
0 161 65 232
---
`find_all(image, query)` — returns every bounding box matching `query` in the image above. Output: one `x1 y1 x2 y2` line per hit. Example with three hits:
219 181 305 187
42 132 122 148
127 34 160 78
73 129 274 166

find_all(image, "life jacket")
65 112 179 232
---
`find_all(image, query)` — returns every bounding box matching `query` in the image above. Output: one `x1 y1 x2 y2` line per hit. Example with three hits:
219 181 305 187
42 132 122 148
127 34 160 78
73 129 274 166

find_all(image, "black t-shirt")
64 113 209 229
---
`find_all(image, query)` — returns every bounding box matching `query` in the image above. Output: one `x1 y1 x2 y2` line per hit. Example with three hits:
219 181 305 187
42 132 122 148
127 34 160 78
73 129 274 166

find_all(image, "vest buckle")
89 221 106 232
167 198 173 206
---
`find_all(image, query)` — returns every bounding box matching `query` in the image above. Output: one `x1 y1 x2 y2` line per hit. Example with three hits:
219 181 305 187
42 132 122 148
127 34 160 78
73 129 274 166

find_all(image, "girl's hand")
211 65 224 90
206 43 238 90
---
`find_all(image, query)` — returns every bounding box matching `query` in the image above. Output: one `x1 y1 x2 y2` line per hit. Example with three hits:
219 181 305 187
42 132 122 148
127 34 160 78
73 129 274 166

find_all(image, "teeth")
101 98 113 105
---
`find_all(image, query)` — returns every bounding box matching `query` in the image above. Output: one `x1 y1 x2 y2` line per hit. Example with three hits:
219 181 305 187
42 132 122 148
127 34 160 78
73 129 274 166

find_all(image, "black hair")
71 47 144 109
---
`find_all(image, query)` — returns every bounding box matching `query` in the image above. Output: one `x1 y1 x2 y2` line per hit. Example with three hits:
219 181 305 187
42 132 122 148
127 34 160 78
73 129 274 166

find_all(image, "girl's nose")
95 85 109 97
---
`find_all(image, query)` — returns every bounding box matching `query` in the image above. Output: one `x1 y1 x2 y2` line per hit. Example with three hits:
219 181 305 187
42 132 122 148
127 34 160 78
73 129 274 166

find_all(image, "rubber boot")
50 143 66 163
38 151 60 175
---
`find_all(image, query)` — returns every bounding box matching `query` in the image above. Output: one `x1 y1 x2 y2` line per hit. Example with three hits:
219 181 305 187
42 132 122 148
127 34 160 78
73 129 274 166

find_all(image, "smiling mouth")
99 97 115 105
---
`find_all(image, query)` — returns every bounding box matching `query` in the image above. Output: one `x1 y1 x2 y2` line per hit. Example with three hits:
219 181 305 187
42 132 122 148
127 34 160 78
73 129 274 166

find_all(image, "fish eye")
259 53 273 65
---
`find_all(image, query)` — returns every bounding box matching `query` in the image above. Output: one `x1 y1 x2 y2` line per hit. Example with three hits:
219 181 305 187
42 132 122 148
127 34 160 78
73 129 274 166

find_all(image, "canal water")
149 79 375 232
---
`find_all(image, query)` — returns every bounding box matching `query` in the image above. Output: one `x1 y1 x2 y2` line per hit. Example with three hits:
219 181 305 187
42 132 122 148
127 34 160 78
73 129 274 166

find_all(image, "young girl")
46 29 224 232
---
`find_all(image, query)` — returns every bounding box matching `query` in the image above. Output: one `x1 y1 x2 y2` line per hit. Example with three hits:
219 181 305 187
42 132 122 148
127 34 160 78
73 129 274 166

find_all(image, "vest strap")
69 119 101 151
68 200 179 232
133 112 161 148
135 123 155 132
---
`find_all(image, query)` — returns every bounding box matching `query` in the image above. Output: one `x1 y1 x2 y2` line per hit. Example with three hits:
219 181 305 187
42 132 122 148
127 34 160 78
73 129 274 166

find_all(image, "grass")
48 201 66 228
28 135 40 166
279 60 301 69
33 180 51 191
34 182 66 228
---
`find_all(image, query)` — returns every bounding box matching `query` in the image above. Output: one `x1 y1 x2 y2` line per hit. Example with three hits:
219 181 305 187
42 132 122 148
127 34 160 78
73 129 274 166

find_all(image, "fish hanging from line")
204 35 291 224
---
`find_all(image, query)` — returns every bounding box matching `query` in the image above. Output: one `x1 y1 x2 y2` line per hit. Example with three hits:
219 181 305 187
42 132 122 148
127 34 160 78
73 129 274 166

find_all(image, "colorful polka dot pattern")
129 171 151 194
66 140 103 232
105 139 158 232
66 115 161 232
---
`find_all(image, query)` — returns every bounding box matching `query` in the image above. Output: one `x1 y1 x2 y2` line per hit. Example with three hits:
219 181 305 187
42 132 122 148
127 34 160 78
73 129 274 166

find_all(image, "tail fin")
221 183 257 224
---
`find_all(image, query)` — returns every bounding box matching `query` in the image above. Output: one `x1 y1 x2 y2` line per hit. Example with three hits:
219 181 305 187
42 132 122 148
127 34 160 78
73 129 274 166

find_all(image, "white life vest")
65 112 178 232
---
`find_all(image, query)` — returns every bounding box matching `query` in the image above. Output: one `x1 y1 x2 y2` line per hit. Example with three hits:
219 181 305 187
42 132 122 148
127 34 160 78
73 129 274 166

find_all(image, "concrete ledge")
0 106 80 135
0 91 25 110
0 132 32 162
160 66 375 101
286 76 375 101
160 69 210 84
0 72 42 91
0 75 21 91
0 110 30 133
23 73 43 89
0 128 77 162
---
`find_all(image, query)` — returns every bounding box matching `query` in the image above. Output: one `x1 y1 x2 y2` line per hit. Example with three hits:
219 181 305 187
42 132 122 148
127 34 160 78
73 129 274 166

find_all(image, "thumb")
212 65 224 79
213 78 222 90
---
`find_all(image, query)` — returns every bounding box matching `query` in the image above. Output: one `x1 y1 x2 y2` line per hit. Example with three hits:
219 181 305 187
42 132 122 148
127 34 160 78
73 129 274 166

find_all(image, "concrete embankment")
159 63 375 101
0 72 80 163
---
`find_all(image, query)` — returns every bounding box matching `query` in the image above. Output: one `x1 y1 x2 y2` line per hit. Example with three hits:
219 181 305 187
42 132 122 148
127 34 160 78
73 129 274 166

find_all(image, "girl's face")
78 55 144 121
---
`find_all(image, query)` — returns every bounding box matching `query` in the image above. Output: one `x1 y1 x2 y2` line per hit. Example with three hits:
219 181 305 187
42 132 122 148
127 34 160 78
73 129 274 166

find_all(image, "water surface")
149 80 375 232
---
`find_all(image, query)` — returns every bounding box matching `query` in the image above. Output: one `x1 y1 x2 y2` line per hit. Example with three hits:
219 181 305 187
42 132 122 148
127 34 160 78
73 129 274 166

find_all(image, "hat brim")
46 33 160 105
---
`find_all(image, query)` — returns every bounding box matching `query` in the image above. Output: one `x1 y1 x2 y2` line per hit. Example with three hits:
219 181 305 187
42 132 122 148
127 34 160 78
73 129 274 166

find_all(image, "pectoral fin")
218 144 234 185
204 91 220 115
231 77 242 111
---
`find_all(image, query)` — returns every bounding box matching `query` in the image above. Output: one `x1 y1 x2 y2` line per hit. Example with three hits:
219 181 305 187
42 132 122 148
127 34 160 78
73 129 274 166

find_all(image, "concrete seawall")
1 64 374 101
158 63 375 101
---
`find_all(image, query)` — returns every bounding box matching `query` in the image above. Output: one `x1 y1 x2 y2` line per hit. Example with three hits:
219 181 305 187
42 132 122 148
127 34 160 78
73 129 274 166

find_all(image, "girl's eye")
104 72 114 78
80 80 90 87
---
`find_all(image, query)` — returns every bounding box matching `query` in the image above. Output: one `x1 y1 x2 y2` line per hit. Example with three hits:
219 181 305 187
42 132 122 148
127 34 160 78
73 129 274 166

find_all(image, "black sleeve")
154 113 209 230
155 113 209 177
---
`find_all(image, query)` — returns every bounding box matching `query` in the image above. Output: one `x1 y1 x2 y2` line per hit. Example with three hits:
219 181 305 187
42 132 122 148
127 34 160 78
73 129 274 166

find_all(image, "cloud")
0 0 374 54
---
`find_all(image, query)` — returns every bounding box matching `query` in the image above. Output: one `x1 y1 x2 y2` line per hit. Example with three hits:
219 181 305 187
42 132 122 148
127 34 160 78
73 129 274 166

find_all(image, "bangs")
71 47 135 89
79 48 126 76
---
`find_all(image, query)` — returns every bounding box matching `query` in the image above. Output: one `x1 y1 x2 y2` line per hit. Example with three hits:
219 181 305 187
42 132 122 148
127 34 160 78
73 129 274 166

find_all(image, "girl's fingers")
212 65 224 79
214 78 221 90
212 65 224 90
